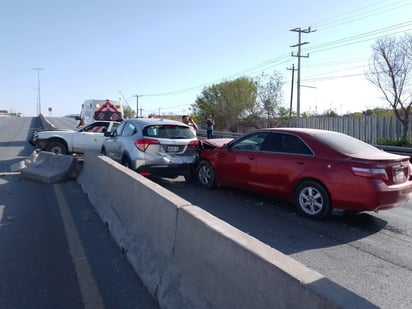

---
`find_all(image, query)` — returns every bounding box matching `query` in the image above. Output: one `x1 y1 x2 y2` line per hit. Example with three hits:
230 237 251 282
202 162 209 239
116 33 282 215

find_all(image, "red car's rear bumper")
372 181 412 211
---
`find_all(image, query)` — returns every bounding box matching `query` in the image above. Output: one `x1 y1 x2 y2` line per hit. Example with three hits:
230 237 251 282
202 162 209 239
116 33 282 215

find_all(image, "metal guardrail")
197 129 412 159
196 129 241 139
375 145 412 158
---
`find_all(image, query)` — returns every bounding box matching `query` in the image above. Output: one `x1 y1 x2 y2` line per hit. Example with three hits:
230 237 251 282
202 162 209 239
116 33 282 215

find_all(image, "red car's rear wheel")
294 181 332 220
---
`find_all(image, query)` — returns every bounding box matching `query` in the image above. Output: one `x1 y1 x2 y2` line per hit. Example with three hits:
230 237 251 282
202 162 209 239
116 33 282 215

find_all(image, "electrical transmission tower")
290 27 315 124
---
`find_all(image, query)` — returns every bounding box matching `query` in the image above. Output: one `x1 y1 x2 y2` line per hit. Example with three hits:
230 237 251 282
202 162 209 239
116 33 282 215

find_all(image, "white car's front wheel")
46 141 67 155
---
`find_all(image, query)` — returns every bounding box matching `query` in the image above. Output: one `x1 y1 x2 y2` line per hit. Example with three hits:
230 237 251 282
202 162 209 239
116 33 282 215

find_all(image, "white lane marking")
0 172 20 176
53 183 104 309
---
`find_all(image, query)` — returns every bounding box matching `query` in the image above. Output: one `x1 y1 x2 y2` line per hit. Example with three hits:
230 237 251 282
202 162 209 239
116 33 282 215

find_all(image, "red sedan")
197 128 412 219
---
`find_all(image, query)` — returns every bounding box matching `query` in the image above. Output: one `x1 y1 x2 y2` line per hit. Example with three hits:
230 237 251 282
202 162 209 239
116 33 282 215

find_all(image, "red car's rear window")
312 132 384 156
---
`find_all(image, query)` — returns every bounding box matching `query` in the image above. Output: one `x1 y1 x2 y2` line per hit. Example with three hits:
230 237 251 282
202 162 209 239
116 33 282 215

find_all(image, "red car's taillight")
134 138 160 151
409 163 412 180
351 167 388 181
188 140 199 147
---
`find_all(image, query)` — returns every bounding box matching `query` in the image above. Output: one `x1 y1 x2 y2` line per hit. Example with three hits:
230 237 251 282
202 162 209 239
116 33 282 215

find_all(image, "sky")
1 0 411 117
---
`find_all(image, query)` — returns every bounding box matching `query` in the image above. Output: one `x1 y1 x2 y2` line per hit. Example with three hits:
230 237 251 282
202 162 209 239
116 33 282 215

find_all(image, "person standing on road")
205 114 215 139
182 115 198 135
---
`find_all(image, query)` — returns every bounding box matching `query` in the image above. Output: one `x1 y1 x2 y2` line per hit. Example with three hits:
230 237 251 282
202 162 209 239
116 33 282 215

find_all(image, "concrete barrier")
78 153 377 309
39 114 56 129
10 150 40 172
20 151 77 183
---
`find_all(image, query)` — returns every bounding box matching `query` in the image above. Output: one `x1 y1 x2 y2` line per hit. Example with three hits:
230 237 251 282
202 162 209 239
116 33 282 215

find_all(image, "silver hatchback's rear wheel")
197 160 217 189
294 181 332 220
183 169 196 183
121 155 132 169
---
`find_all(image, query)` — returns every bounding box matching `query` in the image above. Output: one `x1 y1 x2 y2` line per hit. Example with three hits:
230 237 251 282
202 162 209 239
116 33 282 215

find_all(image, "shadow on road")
154 177 388 255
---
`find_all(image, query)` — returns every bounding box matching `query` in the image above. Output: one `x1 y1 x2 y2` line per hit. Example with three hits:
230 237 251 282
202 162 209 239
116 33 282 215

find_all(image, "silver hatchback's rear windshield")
143 125 195 139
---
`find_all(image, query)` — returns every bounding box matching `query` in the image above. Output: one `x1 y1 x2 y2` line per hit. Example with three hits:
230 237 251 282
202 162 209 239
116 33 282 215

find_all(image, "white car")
30 121 120 155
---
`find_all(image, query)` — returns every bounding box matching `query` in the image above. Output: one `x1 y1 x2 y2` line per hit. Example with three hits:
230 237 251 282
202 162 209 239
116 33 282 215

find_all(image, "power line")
307 21 412 54
312 0 412 30
140 54 292 97
141 21 411 101
135 3 411 113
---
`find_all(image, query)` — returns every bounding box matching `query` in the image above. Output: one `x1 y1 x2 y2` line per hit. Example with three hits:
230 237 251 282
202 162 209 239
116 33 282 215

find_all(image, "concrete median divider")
77 152 377 309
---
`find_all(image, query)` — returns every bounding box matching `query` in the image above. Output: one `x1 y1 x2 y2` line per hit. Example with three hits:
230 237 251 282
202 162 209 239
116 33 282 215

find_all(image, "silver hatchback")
101 118 199 179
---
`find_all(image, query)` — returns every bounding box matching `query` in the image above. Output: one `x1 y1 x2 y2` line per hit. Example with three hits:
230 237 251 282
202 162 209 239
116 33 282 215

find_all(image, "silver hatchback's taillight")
134 138 160 152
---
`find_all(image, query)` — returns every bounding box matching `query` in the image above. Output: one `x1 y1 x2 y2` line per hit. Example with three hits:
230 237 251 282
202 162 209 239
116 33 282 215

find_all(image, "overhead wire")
138 0 412 110
306 21 412 54
294 0 412 86
311 0 411 29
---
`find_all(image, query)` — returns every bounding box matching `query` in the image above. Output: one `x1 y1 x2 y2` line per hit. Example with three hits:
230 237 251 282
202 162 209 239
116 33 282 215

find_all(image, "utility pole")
133 95 140 118
287 64 295 118
290 27 315 125
33 68 44 115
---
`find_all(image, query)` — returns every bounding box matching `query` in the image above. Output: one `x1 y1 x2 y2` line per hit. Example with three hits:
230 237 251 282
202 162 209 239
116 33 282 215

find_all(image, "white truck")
79 99 123 123
30 121 120 155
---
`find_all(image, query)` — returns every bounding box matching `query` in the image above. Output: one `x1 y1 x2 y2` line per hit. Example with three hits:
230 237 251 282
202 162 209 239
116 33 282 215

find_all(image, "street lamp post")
33 68 44 115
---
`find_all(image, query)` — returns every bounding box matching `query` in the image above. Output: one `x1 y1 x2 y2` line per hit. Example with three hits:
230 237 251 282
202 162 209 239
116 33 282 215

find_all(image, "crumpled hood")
201 138 233 149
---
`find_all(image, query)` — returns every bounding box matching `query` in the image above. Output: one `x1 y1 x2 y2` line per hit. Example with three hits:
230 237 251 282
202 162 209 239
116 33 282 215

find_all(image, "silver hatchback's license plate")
167 145 180 152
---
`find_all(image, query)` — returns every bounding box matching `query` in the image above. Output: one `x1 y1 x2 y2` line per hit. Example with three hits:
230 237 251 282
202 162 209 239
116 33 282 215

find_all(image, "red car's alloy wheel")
294 181 332 220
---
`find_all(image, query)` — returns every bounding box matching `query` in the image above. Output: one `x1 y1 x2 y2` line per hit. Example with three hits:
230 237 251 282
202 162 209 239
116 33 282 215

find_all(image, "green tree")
123 106 135 119
367 34 412 141
193 77 257 131
322 109 338 117
351 112 363 117
278 106 294 119
255 71 284 127
362 108 394 116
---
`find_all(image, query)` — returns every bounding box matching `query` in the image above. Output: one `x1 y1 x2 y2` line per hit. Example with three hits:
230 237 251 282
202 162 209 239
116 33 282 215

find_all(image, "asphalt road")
3 115 412 308
48 115 412 308
0 116 158 309
154 174 412 309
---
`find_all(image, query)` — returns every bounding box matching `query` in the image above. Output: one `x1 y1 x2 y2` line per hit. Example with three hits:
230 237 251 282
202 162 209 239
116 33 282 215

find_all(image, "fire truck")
79 99 123 123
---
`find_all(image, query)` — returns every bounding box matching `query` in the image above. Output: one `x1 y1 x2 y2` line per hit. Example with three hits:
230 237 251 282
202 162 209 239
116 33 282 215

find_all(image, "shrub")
376 137 412 147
